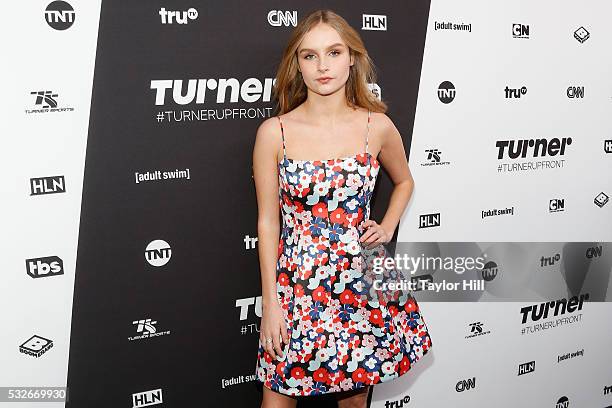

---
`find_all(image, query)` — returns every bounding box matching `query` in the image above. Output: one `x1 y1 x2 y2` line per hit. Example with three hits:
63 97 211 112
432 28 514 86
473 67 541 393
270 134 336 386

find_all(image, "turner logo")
437 81 455 103
26 256 64 278
512 24 529 39
496 137 572 159
19 335 53 358
159 7 198 24
362 14 387 31
520 293 589 324
132 388 163 408
267 10 297 27
236 296 263 320
30 175 66 196
151 78 275 106
368 83 382 101
45 1 75 30
145 240 172 267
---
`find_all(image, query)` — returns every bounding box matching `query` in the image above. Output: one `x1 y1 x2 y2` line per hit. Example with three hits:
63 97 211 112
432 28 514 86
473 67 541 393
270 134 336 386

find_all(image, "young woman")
252 9 433 408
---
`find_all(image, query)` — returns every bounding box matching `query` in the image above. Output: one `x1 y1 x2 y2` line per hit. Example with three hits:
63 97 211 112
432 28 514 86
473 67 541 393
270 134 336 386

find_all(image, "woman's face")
296 23 354 96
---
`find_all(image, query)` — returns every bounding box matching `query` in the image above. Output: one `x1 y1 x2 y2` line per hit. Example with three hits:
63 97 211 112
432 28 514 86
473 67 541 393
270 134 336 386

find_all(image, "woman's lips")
317 77 332 84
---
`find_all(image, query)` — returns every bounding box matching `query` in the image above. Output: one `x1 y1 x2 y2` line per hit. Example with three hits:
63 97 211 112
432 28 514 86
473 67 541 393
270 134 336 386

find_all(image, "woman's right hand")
260 299 289 360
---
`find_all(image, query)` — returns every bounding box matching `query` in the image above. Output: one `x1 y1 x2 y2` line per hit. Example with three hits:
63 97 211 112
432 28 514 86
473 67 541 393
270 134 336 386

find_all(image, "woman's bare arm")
375 113 415 238
252 117 283 308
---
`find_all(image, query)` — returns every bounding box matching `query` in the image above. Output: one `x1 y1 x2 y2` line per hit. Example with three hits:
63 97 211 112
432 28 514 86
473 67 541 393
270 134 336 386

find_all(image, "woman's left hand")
359 219 392 249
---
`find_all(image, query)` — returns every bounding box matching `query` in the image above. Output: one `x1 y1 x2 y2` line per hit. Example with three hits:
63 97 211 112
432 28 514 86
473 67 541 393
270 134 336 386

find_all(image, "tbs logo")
26 256 64 278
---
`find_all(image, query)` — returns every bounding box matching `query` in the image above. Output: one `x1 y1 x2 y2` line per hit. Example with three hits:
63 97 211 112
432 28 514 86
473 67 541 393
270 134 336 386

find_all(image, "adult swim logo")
145 240 172 266
45 1 75 30
267 10 297 27
421 148 450 166
481 206 514 219
159 7 198 24
151 78 275 123
495 137 572 173
512 24 529 39
128 318 171 341
437 81 455 103
19 335 53 358
26 91 75 114
434 21 472 32
26 256 64 278
30 175 66 196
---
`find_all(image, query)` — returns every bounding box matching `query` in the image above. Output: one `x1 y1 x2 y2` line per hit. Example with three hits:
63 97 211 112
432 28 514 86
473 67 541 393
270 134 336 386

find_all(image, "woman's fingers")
280 321 289 345
273 324 284 357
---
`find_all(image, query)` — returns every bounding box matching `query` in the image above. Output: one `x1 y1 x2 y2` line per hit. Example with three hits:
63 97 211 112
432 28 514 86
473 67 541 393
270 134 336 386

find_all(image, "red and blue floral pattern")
255 113 433 396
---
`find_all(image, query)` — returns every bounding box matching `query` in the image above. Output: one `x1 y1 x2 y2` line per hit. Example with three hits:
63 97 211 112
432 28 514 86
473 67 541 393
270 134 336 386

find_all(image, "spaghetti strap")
277 115 287 161
366 110 371 154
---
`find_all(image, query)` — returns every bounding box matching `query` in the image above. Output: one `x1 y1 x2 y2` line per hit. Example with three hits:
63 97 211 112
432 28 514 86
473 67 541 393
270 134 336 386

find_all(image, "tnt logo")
419 213 440 229
267 10 297 27
30 175 66 196
132 388 163 408
549 198 565 212
604 139 612 153
19 335 53 358
455 377 476 392
31 90 58 108
481 261 498 281
437 81 455 103
566 86 584 98
159 7 198 24
512 23 529 39
45 1 75 30
362 14 387 31
145 240 172 266
26 256 64 278
556 396 569 408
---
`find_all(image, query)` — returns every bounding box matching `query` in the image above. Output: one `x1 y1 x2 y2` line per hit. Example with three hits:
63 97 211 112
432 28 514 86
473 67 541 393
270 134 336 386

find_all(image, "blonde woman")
252 9 433 408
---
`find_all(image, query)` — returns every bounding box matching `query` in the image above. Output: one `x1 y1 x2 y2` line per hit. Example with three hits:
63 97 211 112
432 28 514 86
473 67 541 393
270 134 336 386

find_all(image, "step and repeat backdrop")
1 1 611 408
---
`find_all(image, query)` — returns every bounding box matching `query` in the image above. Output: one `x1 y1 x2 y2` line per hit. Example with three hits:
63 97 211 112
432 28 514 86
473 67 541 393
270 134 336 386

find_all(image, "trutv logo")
26 256 64 278
159 7 198 24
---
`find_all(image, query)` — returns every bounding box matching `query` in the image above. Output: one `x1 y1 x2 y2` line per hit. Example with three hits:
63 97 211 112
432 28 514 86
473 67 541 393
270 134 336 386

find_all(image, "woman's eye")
330 50 340 56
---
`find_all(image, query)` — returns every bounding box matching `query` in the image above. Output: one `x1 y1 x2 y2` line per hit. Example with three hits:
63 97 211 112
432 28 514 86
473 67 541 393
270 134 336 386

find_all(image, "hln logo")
518 360 535 375
26 256 64 278
132 388 163 408
604 139 612 153
30 176 66 195
362 14 387 31
419 213 440 228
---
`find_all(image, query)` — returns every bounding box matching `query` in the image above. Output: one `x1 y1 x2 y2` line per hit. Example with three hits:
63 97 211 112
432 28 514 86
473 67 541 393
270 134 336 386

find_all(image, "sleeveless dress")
255 110 433 397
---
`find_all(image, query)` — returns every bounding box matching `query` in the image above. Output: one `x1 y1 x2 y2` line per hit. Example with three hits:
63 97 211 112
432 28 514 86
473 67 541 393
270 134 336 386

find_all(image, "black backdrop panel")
66 1 430 406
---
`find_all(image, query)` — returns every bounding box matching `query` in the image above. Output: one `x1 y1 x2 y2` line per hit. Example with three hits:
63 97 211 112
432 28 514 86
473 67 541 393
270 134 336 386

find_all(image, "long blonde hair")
273 9 388 114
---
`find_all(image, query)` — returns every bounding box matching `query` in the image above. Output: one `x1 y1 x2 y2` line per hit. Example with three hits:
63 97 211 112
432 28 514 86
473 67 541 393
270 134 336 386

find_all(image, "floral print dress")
255 110 433 396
